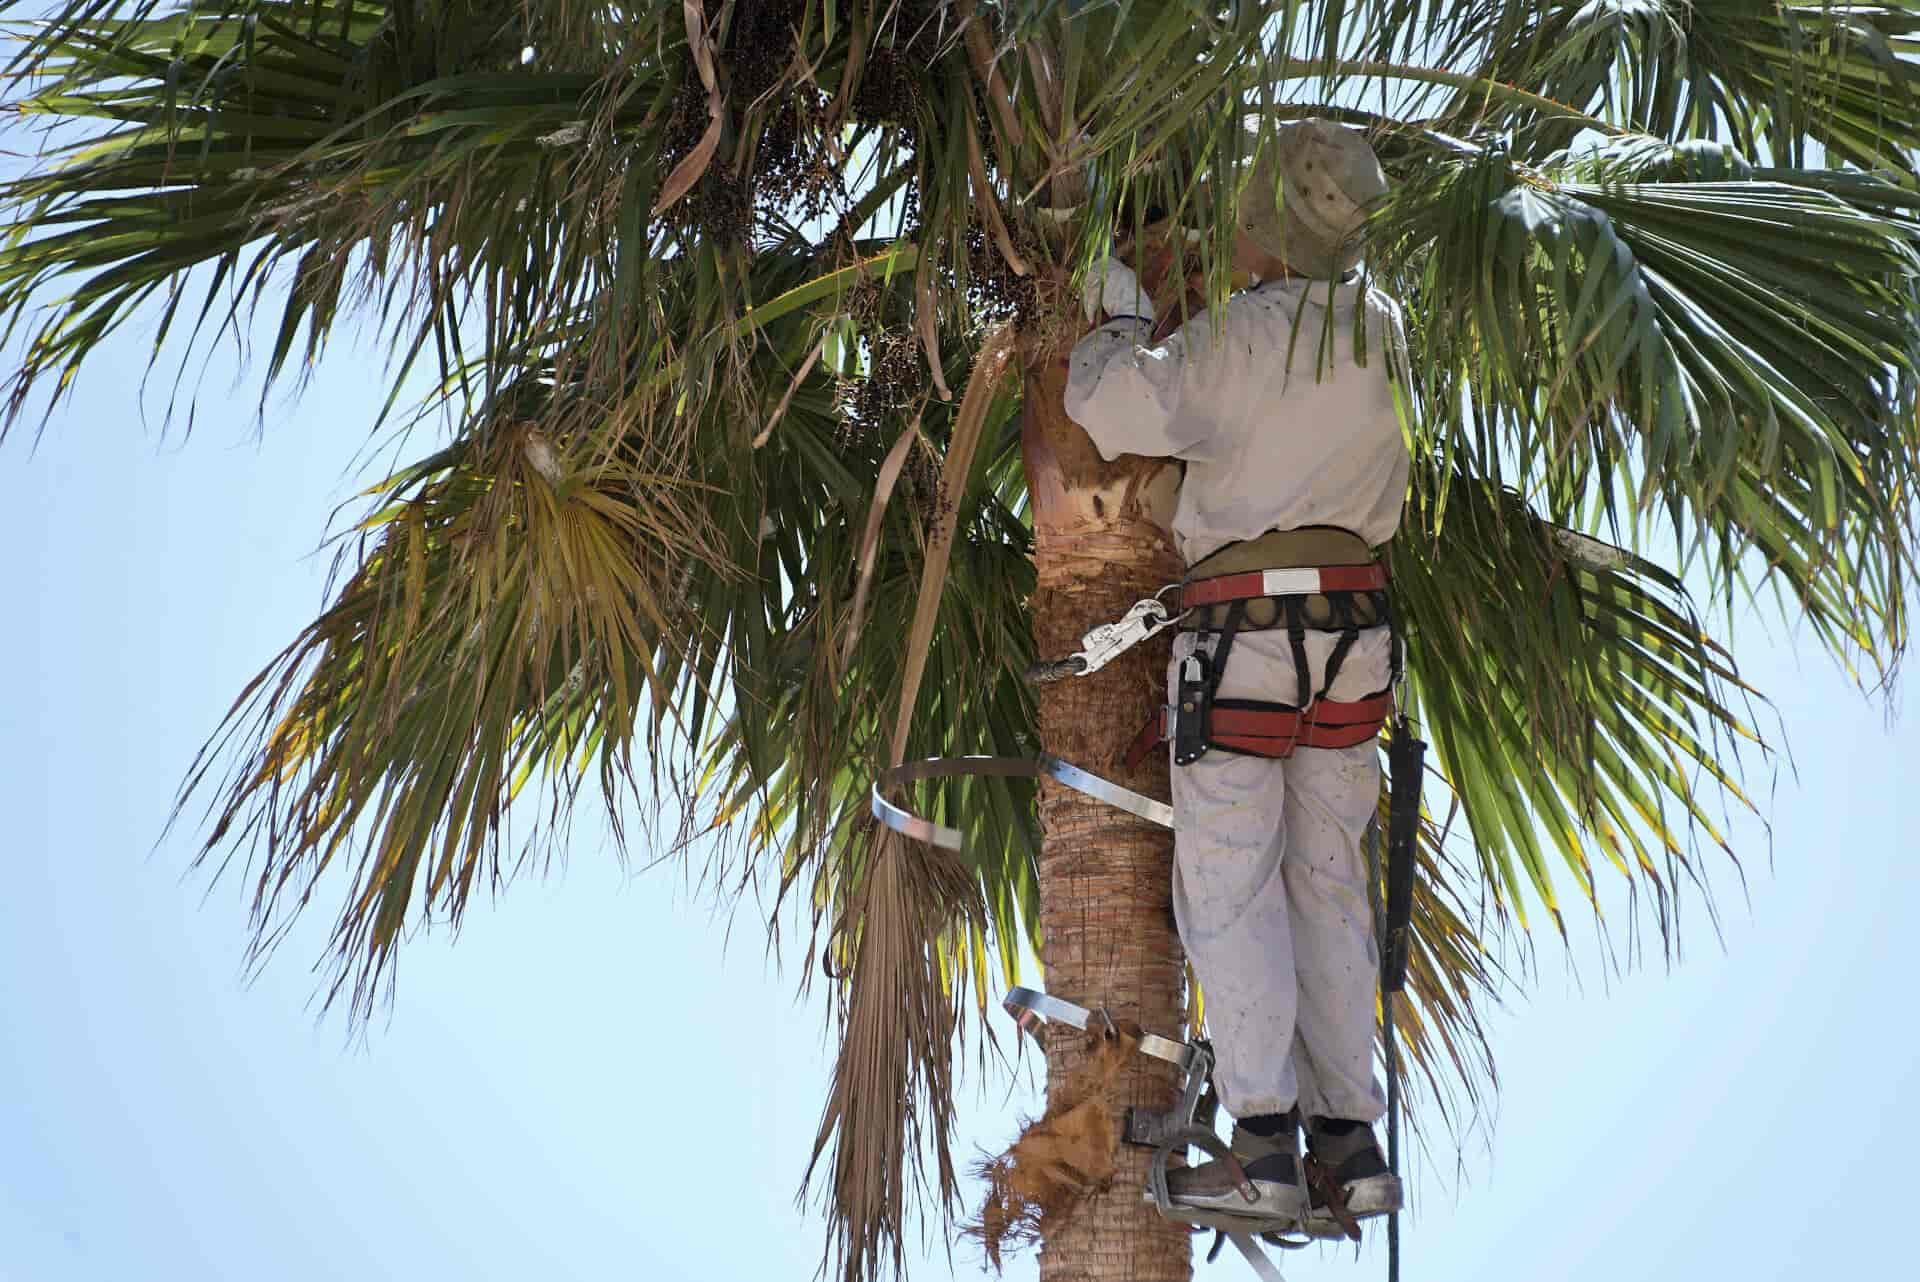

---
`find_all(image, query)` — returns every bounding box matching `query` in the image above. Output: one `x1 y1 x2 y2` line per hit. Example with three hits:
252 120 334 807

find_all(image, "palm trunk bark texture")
1020 350 1193 1282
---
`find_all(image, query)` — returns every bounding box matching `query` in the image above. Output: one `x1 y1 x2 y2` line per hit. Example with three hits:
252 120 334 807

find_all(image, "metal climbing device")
1003 987 1308 1282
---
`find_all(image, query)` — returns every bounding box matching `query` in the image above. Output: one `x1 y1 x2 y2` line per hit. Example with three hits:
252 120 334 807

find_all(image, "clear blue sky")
3 284 1916 1282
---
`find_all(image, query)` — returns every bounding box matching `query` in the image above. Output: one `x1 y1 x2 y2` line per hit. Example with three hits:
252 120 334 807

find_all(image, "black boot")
1302 1116 1402 1229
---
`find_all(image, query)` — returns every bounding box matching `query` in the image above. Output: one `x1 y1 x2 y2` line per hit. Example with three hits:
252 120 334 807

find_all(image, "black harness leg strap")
1208 599 1247 705
1316 619 1361 704
1283 596 1312 710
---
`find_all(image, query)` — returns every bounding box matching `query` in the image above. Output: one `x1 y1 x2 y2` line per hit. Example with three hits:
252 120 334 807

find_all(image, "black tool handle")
1382 720 1425 994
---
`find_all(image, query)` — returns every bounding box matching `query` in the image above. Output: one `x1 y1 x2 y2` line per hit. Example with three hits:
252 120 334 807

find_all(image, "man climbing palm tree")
1066 120 1404 1234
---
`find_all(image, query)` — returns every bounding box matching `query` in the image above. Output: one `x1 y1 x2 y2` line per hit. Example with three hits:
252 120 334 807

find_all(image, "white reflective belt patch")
1259 567 1324 597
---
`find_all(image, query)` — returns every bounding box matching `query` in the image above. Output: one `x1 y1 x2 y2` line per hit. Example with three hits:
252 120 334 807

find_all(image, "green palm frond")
0 1 672 428
173 227 938 1006
178 373 723 1014
0 1 1654 433
1456 0 1920 171
6 5 1920 1282
1397 454 1764 948
1377 134 1920 681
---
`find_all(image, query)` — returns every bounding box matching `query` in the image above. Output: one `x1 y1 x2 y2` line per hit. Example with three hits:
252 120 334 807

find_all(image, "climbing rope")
1385 993 1401 1282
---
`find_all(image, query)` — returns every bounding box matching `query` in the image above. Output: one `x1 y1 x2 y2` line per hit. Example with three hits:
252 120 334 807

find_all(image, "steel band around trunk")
870 754 1173 852
1002 985 1196 1071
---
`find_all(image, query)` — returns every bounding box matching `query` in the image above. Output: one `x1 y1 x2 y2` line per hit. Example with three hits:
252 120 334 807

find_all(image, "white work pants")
1168 625 1391 1123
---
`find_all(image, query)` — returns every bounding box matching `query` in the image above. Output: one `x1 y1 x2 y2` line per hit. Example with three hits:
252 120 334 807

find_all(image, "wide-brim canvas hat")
1240 120 1389 279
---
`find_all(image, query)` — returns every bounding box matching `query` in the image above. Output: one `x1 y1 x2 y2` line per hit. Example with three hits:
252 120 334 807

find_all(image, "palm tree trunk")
1021 352 1192 1282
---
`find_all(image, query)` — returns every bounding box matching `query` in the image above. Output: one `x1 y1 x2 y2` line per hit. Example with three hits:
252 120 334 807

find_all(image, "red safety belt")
1179 562 1388 608
1125 691 1393 769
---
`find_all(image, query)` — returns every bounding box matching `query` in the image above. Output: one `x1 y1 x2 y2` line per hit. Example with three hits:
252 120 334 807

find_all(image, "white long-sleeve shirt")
1063 277 1410 564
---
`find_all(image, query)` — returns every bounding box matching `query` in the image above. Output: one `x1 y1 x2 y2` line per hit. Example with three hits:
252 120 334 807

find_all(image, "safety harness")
1123 528 1401 769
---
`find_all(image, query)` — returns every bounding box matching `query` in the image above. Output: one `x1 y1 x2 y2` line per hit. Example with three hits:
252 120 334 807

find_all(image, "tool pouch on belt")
1381 719 1425 994
1172 652 1213 766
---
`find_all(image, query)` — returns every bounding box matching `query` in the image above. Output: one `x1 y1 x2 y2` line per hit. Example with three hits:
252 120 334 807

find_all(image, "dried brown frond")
806 825 986 1282
799 325 1021 1282
660 63 713 174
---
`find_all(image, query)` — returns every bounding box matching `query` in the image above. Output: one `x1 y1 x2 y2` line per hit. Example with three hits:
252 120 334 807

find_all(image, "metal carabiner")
1025 586 1187 684
1069 594 1182 676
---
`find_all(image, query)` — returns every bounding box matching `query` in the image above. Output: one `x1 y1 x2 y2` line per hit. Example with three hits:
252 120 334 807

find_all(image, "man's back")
1064 277 1409 563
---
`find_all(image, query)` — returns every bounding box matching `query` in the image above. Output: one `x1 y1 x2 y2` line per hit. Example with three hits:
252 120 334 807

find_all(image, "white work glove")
1081 256 1155 325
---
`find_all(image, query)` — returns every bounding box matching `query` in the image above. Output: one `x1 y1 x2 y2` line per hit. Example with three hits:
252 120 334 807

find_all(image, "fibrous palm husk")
967 1024 1139 1271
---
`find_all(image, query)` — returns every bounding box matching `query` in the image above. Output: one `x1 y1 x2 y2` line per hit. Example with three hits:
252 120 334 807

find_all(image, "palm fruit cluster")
866 329 922 409
756 93 842 225
689 164 755 244
834 327 921 447
841 277 885 327
654 0 841 242
831 380 867 451
851 47 921 131
725 0 800 105
850 0 946 130
964 218 1042 326
905 440 953 533
655 59 750 245
897 177 922 237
